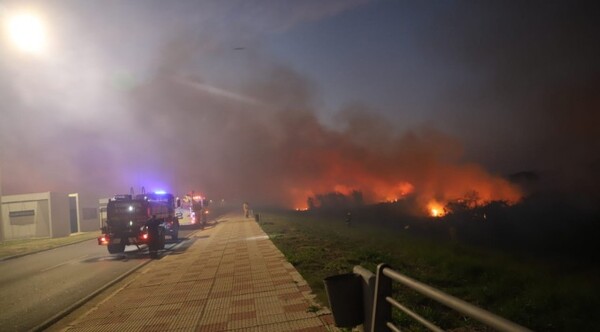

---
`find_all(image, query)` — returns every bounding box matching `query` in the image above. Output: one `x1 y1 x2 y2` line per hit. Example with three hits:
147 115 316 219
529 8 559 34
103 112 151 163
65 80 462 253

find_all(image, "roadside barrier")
325 263 533 332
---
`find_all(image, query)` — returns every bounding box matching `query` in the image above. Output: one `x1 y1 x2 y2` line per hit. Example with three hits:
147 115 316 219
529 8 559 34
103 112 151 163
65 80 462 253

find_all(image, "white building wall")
1 192 52 240
1 192 102 240
75 193 102 232
0 192 70 240
50 192 70 238
35 199 50 237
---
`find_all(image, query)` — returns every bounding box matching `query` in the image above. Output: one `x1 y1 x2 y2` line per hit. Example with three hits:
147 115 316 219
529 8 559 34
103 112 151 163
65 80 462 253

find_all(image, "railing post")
371 263 392 332
353 265 376 332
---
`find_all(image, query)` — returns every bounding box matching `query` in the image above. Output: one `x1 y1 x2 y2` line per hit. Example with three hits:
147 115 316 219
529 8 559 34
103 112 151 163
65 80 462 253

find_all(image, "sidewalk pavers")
59 214 336 331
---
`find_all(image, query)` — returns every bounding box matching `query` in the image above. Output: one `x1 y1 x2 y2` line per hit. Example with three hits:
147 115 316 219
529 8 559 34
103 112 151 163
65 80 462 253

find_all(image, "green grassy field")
258 211 599 331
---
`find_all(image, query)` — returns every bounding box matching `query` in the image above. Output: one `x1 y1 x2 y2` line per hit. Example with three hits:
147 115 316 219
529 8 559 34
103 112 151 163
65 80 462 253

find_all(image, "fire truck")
98 191 180 256
175 192 209 227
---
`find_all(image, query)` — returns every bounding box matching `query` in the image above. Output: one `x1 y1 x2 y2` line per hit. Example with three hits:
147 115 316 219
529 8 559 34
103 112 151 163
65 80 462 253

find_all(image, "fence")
324 263 533 332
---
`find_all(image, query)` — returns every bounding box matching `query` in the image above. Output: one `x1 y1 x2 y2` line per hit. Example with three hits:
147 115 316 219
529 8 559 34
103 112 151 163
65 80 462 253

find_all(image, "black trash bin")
324 273 364 327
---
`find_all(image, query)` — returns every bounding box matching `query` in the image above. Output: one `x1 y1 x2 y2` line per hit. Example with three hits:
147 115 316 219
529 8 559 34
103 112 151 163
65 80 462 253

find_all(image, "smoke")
417 1 600 196
7 0 598 213
1 33 520 213
0 0 368 196
117 43 521 212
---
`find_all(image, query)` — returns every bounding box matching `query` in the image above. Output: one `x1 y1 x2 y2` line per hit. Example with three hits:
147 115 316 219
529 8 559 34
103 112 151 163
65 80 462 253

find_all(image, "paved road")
0 229 196 331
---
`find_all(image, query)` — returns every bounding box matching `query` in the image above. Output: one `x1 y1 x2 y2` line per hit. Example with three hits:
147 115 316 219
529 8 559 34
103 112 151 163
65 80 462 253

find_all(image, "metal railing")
352 264 533 332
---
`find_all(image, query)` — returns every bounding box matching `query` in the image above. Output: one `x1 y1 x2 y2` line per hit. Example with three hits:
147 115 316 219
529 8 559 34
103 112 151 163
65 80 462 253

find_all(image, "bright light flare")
5 11 47 54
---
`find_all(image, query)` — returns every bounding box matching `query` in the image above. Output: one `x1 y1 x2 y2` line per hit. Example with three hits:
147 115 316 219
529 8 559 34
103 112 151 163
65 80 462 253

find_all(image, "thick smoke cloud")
121 48 520 210
0 35 520 211
0 0 373 201
1 1 595 211
418 1 600 195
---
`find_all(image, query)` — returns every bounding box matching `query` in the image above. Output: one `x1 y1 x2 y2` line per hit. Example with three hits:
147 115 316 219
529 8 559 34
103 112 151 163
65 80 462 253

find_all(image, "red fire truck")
98 191 179 257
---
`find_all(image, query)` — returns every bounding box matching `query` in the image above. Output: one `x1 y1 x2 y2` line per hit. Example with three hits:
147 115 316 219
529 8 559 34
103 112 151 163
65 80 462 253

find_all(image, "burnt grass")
256 197 600 332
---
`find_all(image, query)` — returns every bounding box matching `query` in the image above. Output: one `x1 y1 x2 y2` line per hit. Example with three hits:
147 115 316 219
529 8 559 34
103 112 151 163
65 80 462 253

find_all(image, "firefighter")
243 202 250 218
192 200 205 228
146 215 161 258
345 211 352 227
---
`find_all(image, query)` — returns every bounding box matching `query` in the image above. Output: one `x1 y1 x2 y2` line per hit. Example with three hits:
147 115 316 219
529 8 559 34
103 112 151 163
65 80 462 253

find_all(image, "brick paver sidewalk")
59 214 336 331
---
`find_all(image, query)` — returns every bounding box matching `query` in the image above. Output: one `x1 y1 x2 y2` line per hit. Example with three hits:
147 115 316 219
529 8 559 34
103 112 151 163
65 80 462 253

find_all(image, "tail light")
98 235 109 245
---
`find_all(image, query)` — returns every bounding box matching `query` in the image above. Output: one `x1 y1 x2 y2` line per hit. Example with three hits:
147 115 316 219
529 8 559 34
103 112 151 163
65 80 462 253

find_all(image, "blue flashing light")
154 190 167 195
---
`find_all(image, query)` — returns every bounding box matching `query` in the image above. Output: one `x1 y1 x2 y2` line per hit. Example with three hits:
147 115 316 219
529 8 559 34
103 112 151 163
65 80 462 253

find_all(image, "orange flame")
276 128 521 215
427 200 446 217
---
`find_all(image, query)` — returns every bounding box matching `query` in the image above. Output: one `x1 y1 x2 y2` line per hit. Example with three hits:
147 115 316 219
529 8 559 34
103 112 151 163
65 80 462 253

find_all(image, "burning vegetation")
304 185 520 218
288 122 523 217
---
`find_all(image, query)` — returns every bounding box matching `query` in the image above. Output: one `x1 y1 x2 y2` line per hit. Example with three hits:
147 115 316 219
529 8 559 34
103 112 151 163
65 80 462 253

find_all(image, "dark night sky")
0 0 598 209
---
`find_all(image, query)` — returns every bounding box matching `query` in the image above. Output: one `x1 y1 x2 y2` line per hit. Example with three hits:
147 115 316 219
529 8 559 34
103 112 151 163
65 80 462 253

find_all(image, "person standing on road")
192 199 205 228
243 202 250 218
146 215 161 258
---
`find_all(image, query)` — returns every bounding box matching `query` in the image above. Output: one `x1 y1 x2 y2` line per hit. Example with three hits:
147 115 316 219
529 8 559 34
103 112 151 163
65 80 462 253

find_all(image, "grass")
0 231 99 259
258 211 600 332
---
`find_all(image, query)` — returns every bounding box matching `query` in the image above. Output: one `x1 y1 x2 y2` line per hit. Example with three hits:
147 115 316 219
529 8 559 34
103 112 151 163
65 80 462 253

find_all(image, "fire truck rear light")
142 233 148 240
98 235 109 245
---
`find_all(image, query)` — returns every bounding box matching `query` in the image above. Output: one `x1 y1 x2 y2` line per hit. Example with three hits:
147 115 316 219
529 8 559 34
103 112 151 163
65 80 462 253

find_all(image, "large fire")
277 116 523 216
287 161 522 216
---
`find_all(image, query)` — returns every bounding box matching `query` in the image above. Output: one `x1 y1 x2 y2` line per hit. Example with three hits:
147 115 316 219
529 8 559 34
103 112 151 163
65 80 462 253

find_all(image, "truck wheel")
172 220 180 241
108 242 125 254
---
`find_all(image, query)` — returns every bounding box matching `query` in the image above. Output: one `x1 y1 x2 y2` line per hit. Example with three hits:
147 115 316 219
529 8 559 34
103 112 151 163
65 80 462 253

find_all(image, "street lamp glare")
6 12 47 54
